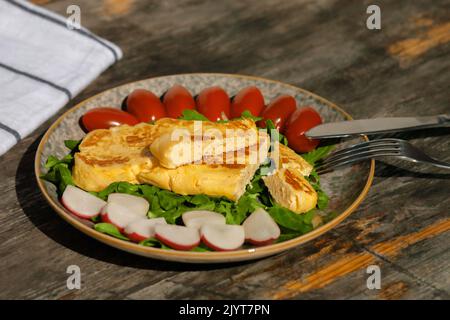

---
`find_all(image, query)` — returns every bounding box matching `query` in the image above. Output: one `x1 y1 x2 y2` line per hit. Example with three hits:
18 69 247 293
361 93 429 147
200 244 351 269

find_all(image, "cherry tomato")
231 86 265 118
196 86 231 121
284 106 322 153
163 84 196 118
80 107 139 133
258 95 296 131
125 89 167 122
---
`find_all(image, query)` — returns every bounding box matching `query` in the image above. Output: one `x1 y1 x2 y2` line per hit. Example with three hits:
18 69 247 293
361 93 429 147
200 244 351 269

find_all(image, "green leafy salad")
41 111 334 250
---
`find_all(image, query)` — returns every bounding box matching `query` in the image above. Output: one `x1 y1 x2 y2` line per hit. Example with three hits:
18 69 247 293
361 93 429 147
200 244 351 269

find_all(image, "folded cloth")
0 0 122 156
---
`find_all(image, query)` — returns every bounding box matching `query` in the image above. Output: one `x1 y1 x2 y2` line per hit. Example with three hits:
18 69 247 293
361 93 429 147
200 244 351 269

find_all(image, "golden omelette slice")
72 118 268 200
262 143 317 213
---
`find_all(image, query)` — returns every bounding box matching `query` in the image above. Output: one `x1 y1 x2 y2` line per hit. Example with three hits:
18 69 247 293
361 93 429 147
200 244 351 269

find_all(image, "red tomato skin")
284 106 322 153
125 89 166 122
163 85 196 118
80 107 139 132
196 86 231 121
258 95 296 131
230 86 265 118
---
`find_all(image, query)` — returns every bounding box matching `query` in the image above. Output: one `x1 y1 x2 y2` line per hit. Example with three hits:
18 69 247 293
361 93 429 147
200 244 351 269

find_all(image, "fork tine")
316 150 401 173
323 138 401 160
323 145 401 164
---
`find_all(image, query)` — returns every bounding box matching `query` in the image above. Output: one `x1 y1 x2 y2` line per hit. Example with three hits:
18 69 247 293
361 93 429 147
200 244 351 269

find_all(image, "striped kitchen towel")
0 0 122 156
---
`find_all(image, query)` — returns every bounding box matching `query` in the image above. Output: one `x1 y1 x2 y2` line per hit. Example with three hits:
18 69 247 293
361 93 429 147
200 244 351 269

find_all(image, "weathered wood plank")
1 0 449 299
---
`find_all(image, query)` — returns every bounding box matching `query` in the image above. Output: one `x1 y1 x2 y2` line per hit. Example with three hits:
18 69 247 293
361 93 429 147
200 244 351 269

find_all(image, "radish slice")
107 193 149 217
154 225 200 251
200 224 245 251
101 202 144 232
61 185 106 219
243 208 280 245
124 218 167 242
182 210 226 230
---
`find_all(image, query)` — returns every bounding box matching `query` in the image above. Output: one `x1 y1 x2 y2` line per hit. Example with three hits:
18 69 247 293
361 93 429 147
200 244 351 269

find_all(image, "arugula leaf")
268 206 313 234
94 223 129 240
265 119 288 146
316 189 329 210
178 109 209 121
44 154 73 169
276 232 303 242
301 145 334 165
139 238 173 250
227 192 264 225
191 243 212 252
239 110 263 122
96 181 143 200
305 169 329 210
40 162 74 194
139 238 160 247
64 139 81 151
188 194 216 211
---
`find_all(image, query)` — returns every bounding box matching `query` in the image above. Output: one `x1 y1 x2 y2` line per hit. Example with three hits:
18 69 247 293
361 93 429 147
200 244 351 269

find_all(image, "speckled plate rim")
35 73 375 263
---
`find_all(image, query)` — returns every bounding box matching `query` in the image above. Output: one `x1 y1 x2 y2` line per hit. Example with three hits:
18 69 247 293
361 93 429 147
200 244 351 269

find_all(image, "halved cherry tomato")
80 107 139 133
163 84 196 118
284 106 322 153
230 86 265 118
258 95 296 131
196 86 231 121
125 89 166 122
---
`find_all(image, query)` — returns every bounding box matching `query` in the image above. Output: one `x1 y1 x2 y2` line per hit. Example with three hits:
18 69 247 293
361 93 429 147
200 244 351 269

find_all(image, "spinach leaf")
265 119 288 146
276 232 303 243
268 206 312 234
40 162 74 194
139 238 173 250
94 223 129 241
188 194 216 211
301 145 334 165
178 109 209 121
239 110 263 122
64 139 81 151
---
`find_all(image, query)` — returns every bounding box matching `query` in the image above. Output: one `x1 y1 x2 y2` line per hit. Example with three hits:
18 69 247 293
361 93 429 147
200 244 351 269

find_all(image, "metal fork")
315 138 450 174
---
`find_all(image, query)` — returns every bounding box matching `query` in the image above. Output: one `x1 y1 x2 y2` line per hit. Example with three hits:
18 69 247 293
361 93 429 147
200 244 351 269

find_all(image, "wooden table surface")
1 0 449 300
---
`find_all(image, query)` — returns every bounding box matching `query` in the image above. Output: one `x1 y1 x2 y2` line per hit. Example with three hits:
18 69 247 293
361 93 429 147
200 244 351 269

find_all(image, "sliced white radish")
61 185 106 219
243 208 280 245
182 210 226 230
124 218 167 243
107 193 149 217
154 225 200 251
101 202 144 232
200 224 245 251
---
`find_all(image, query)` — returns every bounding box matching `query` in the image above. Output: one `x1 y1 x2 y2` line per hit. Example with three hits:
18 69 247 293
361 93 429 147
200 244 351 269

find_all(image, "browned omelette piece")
262 143 317 213
138 145 267 201
149 117 263 168
72 118 268 201
72 123 155 192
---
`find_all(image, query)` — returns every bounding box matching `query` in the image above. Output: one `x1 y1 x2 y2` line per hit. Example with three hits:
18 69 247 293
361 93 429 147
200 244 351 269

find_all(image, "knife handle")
438 114 450 125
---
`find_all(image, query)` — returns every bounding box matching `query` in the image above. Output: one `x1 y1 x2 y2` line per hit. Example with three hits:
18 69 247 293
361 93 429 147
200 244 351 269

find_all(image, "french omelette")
262 143 317 213
149 118 264 169
72 117 318 211
72 118 268 201
138 148 263 201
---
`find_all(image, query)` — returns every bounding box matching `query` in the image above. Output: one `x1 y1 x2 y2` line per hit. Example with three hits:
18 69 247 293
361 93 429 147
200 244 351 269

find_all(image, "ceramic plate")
35 73 374 263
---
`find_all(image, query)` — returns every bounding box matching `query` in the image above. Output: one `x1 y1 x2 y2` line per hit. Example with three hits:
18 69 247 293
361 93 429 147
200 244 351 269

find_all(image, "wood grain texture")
0 0 449 299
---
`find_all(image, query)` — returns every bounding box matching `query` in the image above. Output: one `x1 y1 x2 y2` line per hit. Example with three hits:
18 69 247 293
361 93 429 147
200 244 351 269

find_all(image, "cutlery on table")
306 114 450 139
315 138 450 174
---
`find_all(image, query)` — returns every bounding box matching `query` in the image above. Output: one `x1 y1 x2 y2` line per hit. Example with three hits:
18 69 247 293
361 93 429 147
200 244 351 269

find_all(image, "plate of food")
35 73 374 263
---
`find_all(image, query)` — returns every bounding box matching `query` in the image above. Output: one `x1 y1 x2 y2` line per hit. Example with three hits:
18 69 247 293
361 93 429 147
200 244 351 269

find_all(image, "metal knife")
305 114 450 139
